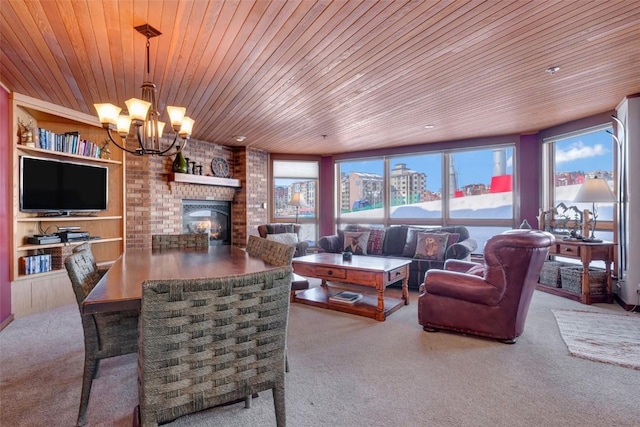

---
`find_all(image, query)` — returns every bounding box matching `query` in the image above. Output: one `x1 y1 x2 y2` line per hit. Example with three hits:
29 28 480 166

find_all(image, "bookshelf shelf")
17 145 122 164
16 216 123 222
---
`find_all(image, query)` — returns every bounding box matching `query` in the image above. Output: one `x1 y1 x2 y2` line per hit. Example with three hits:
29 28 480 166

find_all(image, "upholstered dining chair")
418 229 554 344
136 267 292 427
64 251 139 426
151 233 209 250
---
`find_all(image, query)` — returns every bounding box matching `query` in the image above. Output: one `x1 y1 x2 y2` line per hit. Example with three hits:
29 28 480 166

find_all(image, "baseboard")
614 294 640 312
0 313 15 331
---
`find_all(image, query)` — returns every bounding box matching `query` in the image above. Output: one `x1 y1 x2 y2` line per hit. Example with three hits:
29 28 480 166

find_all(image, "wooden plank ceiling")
1 0 639 155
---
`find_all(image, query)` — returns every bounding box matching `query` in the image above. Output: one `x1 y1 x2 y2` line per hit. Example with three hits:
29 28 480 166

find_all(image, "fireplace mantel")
169 173 241 188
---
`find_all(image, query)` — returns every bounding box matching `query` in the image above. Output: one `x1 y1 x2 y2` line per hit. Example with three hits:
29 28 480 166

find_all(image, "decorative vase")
172 149 188 173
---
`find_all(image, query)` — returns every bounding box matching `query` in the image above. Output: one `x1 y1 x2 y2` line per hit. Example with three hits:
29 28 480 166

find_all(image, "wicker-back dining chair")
64 251 139 426
246 234 267 258
260 239 296 267
136 266 293 427
151 233 209 250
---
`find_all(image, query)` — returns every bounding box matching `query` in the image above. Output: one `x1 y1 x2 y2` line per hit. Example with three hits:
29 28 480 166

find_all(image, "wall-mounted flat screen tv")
20 156 108 215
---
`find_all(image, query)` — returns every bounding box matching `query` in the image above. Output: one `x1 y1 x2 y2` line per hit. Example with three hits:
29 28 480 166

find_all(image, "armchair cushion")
466 264 486 277
443 258 481 273
423 270 504 306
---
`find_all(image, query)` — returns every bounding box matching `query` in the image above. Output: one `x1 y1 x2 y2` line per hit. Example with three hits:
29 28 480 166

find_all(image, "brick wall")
125 138 268 249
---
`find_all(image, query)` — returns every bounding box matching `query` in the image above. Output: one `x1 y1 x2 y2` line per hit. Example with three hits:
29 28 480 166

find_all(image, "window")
543 125 615 239
449 147 514 220
336 159 385 219
388 153 442 220
272 160 319 243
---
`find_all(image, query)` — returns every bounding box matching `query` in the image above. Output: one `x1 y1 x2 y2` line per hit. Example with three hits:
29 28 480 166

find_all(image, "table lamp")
573 177 616 242
288 192 306 223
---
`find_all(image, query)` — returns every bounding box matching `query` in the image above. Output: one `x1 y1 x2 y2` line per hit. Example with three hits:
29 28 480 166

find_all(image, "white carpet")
553 309 640 370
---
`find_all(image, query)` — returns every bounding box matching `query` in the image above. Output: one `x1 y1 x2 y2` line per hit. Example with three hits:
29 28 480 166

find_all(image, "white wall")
615 95 640 305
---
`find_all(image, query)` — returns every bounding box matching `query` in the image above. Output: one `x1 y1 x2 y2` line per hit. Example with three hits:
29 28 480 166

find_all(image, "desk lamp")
573 177 616 242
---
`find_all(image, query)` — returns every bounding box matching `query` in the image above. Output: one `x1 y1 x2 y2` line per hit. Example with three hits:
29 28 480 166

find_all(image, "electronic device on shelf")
58 226 81 232
55 231 90 242
27 235 62 245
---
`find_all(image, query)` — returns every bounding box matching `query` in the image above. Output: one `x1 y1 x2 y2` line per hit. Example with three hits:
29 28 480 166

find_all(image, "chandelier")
94 24 194 156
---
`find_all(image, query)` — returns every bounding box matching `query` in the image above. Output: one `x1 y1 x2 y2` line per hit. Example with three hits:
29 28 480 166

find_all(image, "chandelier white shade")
94 24 194 156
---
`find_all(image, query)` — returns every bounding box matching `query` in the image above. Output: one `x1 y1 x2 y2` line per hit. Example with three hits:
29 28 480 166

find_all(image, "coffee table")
291 253 411 321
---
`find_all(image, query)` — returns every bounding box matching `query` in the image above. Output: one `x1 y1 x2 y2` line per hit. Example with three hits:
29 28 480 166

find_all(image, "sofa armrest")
318 235 342 253
423 270 502 306
446 238 478 260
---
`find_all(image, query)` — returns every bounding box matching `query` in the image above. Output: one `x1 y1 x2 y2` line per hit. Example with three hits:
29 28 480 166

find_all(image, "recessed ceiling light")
424 125 435 129
545 66 560 75
234 135 246 142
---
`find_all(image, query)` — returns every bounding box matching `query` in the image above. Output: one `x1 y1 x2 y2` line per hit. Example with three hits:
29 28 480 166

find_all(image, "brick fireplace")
124 139 269 250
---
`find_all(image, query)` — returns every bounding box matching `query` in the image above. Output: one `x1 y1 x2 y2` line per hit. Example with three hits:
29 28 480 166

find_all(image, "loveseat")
318 225 477 290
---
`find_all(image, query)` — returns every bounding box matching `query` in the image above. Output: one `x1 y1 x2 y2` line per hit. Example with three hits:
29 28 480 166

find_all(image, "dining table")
82 246 280 315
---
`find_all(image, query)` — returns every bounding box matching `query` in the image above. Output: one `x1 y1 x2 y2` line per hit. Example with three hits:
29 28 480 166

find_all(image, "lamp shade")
94 103 121 127
573 178 616 203
288 192 306 207
178 116 195 138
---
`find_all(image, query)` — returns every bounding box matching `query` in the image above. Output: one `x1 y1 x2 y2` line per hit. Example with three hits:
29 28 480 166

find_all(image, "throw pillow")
343 231 370 255
366 228 386 255
356 226 386 255
402 227 431 257
466 264 486 277
414 232 448 261
266 232 299 246
437 232 460 249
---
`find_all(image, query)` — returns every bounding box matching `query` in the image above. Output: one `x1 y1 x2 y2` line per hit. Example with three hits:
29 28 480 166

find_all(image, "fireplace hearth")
182 200 231 246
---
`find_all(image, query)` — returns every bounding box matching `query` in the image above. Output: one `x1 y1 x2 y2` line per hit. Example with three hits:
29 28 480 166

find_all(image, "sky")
339 128 614 192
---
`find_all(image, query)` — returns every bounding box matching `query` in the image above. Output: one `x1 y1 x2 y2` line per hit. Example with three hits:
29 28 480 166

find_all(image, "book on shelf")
329 291 363 304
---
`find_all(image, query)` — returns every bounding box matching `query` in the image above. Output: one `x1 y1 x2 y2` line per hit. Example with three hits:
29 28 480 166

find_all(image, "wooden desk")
537 239 616 305
82 246 279 314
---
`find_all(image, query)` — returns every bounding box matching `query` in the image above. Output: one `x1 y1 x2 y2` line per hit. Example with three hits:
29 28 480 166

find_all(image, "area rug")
552 309 640 370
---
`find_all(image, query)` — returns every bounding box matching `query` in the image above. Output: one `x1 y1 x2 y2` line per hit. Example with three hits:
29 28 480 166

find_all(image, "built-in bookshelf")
10 92 126 317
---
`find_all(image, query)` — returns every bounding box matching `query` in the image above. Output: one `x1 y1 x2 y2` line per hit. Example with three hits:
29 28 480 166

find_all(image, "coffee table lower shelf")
293 284 405 321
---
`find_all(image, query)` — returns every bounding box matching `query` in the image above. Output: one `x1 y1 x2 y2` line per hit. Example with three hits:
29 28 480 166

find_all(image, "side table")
537 239 616 304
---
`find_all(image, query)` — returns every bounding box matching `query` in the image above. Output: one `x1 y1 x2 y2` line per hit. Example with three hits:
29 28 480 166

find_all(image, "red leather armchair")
418 229 555 343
